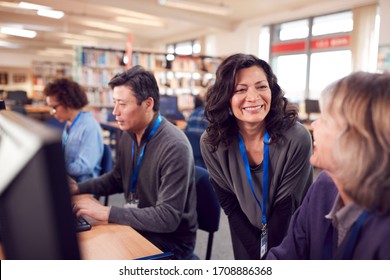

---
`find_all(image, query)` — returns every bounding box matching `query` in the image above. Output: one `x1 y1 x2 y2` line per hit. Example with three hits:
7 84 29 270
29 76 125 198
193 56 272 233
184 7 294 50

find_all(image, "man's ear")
144 97 154 111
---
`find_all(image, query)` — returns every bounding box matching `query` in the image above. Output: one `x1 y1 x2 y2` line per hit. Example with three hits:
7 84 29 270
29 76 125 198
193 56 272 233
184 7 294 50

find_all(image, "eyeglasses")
50 104 61 113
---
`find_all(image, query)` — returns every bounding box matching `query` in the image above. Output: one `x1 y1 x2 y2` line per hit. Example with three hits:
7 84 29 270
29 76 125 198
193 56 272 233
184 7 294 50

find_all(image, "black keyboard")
74 215 91 232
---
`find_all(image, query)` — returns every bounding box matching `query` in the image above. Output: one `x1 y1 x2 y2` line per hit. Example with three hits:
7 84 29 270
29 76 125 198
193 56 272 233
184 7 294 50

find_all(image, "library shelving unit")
73 46 222 120
32 61 72 101
131 50 221 117
73 46 126 111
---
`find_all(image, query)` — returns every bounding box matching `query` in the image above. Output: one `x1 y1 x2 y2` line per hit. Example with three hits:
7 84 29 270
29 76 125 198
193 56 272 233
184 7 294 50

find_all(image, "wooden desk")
73 194 162 260
78 223 162 260
0 223 162 260
24 105 52 121
0 203 162 260
24 104 51 114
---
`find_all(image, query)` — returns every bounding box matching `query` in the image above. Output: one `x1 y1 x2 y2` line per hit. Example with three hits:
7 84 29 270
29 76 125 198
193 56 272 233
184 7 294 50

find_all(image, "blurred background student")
201 53 313 259
267 71 390 260
185 94 208 135
44 78 104 183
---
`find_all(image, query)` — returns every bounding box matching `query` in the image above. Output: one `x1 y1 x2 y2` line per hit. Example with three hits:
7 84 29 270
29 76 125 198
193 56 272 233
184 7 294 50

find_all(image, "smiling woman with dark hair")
200 53 313 259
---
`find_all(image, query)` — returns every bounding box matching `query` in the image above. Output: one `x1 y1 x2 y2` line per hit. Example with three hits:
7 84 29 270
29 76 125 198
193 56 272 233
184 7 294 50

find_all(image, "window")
268 11 353 103
166 39 201 55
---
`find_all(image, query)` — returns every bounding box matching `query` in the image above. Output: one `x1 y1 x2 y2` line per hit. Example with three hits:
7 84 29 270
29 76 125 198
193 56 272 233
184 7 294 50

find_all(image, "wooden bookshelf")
74 46 221 119
32 61 72 101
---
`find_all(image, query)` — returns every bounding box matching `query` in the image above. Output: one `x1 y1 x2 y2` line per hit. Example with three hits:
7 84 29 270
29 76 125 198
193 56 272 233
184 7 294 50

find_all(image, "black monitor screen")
6 91 28 106
0 110 80 259
305 99 320 116
159 95 184 120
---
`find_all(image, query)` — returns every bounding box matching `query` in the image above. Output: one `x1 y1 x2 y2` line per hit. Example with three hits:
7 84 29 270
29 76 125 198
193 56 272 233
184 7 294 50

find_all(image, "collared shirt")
62 111 104 182
184 106 208 135
325 194 364 246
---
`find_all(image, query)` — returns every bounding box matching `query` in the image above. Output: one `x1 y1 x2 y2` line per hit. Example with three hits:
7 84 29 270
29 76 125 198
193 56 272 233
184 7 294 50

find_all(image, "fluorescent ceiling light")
0 2 20 9
37 9 64 19
116 16 164 27
0 40 21 48
158 0 231 16
0 27 37 38
19 1 50 10
19 2 65 19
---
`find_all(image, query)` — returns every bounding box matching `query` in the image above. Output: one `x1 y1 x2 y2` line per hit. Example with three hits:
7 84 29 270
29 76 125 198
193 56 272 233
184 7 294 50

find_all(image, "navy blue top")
267 171 390 259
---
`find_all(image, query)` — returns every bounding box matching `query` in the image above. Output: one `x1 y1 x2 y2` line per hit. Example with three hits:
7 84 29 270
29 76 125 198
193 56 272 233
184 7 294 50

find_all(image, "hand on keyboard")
74 214 91 232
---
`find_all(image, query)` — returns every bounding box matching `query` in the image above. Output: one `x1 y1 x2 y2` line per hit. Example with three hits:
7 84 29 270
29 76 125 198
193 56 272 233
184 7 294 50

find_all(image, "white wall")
205 0 379 57
379 0 390 45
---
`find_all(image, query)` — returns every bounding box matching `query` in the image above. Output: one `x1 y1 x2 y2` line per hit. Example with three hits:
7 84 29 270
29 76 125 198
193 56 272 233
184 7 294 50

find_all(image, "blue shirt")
62 111 104 183
184 106 208 135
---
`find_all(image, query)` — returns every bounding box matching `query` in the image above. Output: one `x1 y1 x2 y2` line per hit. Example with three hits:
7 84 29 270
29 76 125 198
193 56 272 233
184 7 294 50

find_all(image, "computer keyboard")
74 215 91 232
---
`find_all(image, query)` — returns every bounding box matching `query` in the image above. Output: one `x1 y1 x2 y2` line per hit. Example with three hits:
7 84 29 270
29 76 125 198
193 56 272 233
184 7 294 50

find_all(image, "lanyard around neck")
130 115 162 193
62 112 82 146
238 130 270 226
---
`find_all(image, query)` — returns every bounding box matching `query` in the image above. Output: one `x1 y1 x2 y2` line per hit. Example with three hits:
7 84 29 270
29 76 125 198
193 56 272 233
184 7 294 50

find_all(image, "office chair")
99 144 113 206
195 166 221 259
185 131 206 168
44 117 66 130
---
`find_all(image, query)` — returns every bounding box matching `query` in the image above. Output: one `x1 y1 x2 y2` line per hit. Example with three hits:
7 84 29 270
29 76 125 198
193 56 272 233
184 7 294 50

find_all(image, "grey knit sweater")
79 114 197 244
200 122 313 259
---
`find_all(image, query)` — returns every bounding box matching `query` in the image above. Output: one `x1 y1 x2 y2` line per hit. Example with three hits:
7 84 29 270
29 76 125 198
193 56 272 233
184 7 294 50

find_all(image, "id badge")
124 201 139 208
124 193 139 208
260 226 268 259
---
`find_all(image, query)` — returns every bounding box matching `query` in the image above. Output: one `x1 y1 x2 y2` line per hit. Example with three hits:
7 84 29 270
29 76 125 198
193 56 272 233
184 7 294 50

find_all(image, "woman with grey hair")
267 71 390 259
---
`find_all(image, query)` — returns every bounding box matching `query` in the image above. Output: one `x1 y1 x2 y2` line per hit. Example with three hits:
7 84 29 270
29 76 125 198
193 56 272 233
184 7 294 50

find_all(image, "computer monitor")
305 99 320 120
6 90 29 106
159 95 184 120
0 110 80 259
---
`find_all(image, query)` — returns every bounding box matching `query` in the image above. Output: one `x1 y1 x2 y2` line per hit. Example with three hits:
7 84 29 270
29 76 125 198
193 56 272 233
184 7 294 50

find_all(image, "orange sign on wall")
311 35 350 50
272 35 350 54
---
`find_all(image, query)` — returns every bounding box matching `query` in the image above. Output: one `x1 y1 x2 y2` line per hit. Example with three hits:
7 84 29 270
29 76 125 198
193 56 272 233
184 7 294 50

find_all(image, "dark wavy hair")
204 53 298 152
108 65 160 111
43 78 88 109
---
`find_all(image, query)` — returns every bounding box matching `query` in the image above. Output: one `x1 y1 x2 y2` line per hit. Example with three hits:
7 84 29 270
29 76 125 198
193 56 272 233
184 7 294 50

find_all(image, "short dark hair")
43 78 88 109
108 65 160 111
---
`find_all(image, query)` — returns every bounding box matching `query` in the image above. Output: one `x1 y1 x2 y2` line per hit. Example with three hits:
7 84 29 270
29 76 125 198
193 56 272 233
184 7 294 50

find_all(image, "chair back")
101 144 113 175
195 166 221 259
98 144 113 206
44 117 66 130
185 131 206 168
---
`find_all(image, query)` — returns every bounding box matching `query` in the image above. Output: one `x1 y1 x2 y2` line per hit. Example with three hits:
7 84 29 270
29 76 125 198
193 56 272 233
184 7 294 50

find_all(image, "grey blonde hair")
321 71 390 214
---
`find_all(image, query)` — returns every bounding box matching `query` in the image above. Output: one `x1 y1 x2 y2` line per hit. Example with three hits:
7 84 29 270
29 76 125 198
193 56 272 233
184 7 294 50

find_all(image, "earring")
228 108 233 115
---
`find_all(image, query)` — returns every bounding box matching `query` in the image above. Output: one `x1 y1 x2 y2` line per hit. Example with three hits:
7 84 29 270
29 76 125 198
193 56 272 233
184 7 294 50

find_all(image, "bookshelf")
131 50 221 117
31 61 72 101
73 46 126 109
74 46 221 119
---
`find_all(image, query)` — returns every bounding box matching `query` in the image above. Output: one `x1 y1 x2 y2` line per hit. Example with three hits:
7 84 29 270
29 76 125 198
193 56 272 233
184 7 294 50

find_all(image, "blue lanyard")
323 210 369 259
130 115 162 193
62 112 82 146
238 131 270 226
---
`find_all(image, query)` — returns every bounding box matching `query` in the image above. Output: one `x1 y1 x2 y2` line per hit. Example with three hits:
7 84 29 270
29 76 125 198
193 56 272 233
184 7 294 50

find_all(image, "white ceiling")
0 0 376 60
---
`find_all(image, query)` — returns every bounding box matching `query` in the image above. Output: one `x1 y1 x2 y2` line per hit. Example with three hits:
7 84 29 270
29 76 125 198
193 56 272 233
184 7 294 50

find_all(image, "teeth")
244 105 263 111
